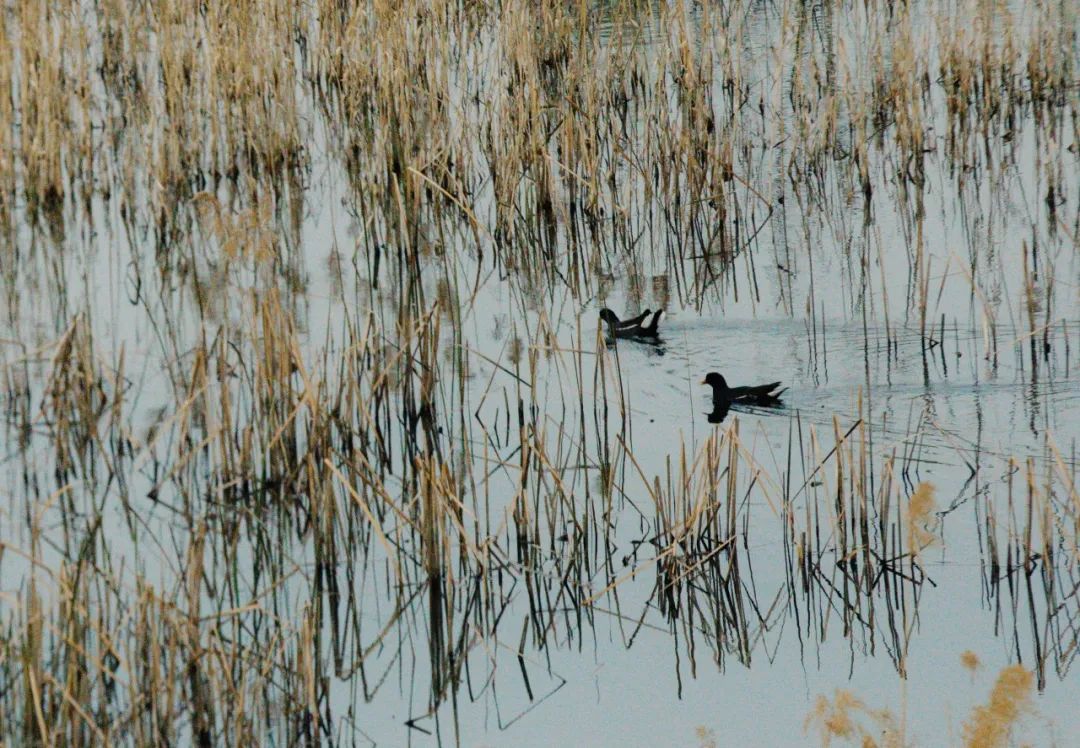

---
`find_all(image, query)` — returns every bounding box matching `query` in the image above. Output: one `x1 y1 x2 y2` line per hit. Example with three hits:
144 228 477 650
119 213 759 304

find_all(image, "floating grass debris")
962 665 1035 748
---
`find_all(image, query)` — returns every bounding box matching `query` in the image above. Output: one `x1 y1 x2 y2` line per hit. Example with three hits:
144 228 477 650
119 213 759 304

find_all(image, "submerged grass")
803 663 1035 747
962 664 1035 748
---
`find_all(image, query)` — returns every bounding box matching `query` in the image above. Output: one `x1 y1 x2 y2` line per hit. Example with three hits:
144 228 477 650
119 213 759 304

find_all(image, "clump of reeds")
16 1 75 235
976 442 1080 692
632 423 757 668
0 6 12 241
783 406 934 674
41 315 114 484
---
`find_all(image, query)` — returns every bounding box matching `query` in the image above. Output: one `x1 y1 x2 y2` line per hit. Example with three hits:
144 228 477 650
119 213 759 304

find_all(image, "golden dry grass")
907 481 938 553
962 665 1035 748
804 689 901 748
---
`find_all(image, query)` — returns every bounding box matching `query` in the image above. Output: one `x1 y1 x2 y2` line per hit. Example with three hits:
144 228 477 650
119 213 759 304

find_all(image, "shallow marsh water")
1 0 1079 745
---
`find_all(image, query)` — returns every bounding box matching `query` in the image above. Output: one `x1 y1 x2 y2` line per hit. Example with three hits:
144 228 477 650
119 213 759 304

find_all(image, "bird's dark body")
702 372 786 405
599 308 663 339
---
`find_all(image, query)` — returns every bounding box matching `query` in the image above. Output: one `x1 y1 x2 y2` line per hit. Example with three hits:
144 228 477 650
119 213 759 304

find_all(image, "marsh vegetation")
1 0 1078 744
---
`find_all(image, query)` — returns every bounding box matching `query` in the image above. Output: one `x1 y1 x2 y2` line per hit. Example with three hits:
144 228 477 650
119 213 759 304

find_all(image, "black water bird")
599 308 663 339
601 308 651 330
702 372 786 406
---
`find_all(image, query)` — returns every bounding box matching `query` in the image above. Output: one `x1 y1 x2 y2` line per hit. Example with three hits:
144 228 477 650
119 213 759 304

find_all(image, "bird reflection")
707 400 731 423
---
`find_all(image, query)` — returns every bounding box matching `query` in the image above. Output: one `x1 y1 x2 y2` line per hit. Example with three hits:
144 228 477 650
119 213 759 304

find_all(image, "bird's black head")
701 372 728 390
599 308 619 325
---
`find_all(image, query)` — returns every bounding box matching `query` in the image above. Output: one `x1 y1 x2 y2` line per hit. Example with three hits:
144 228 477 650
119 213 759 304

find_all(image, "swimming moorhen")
600 308 663 339
702 372 785 405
